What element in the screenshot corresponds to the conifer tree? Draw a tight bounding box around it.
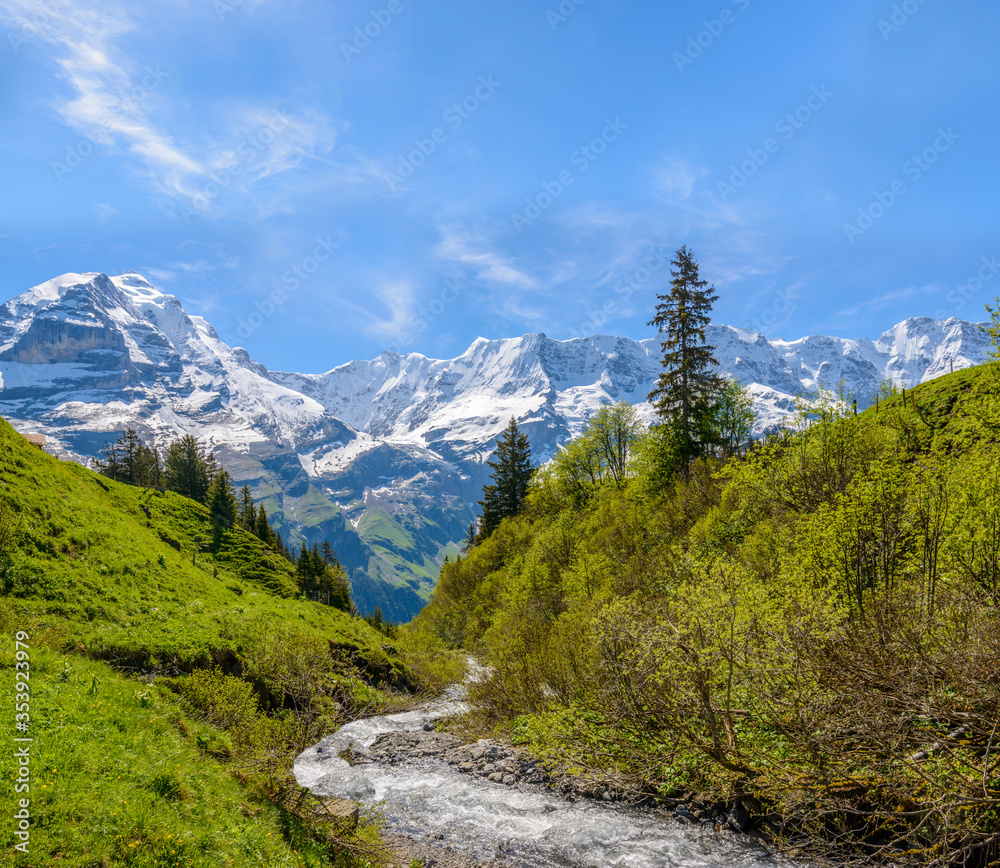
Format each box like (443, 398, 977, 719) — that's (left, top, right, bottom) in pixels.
(477, 417, 533, 541)
(237, 484, 257, 531)
(207, 469, 238, 531)
(164, 435, 211, 503)
(254, 505, 276, 547)
(320, 540, 335, 565)
(95, 428, 161, 488)
(118, 429, 143, 484)
(647, 246, 723, 462)
(134, 441, 162, 489)
(295, 542, 351, 611)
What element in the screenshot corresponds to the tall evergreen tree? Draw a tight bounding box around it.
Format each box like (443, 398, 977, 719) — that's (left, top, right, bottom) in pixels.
(476, 417, 533, 541)
(207, 469, 238, 531)
(237, 484, 257, 531)
(295, 542, 351, 611)
(320, 540, 338, 567)
(254, 505, 276, 547)
(95, 429, 163, 488)
(647, 246, 723, 462)
(134, 441, 162, 489)
(163, 435, 211, 503)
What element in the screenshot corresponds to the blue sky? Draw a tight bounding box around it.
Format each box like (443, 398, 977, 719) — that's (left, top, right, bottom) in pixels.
(1, 0, 998, 373)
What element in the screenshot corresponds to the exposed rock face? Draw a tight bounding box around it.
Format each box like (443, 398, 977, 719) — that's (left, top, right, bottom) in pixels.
(0, 270, 990, 619)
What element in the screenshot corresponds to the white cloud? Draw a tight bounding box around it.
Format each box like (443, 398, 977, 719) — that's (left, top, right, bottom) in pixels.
(436, 227, 535, 288)
(0, 1, 365, 213)
(653, 158, 707, 201)
(835, 285, 938, 319)
(362, 280, 419, 341)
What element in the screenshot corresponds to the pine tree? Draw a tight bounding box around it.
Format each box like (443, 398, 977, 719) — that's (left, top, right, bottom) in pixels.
(95, 429, 163, 488)
(476, 417, 533, 541)
(164, 435, 211, 503)
(134, 442, 162, 489)
(320, 540, 338, 567)
(237, 485, 257, 531)
(294, 542, 351, 611)
(647, 246, 723, 462)
(118, 429, 144, 485)
(207, 469, 238, 531)
(254, 505, 276, 547)
(296, 547, 315, 592)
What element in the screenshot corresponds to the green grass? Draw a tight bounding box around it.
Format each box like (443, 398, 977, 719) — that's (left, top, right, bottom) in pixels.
(357, 508, 417, 554)
(859, 364, 988, 452)
(0, 417, 396, 672)
(1, 643, 315, 867)
(292, 486, 342, 530)
(0, 415, 413, 866)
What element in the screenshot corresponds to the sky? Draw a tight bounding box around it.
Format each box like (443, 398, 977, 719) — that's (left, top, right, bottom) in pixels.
(1, 0, 998, 374)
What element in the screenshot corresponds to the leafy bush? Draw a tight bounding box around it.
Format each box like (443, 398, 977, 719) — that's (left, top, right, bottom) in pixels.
(416, 365, 1000, 868)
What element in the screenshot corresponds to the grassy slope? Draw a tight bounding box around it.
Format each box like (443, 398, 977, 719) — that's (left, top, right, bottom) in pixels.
(414, 364, 1000, 866)
(0, 415, 403, 672)
(0, 415, 410, 866)
(1, 643, 315, 867)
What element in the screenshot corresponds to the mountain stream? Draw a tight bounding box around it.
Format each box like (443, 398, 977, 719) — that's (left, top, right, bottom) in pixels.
(294, 685, 795, 868)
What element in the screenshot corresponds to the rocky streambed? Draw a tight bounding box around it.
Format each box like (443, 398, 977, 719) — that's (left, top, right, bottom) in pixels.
(294, 692, 795, 868)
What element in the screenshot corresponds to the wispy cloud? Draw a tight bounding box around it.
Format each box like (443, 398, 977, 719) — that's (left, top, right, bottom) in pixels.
(436, 227, 536, 288)
(653, 158, 707, 202)
(835, 285, 939, 319)
(1, 1, 203, 177)
(0, 1, 366, 213)
(362, 280, 419, 340)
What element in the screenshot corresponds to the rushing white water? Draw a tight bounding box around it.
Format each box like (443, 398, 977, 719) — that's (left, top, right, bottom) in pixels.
(294, 688, 794, 868)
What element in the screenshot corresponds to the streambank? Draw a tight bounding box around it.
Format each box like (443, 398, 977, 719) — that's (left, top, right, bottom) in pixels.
(294, 692, 795, 868)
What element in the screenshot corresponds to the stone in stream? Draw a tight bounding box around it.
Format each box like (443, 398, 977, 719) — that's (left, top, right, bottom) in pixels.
(314, 797, 360, 830)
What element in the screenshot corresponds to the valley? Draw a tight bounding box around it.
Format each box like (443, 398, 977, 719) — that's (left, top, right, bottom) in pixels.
(0, 272, 989, 617)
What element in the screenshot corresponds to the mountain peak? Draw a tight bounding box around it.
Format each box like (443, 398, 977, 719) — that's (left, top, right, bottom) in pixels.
(0, 271, 995, 620)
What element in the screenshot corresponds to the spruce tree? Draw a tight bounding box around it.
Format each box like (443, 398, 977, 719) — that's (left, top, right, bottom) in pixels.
(207, 469, 238, 531)
(237, 485, 257, 531)
(118, 429, 143, 484)
(647, 246, 723, 462)
(164, 435, 211, 503)
(95, 429, 162, 488)
(320, 540, 338, 568)
(254, 506, 276, 547)
(134, 441, 162, 489)
(476, 417, 533, 541)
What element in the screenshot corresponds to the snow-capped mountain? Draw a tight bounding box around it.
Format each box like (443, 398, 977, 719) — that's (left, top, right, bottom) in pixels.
(0, 272, 990, 618)
(274, 316, 988, 458)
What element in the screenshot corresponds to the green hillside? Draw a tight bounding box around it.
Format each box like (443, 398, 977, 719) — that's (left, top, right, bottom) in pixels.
(0, 415, 414, 867)
(413, 365, 1000, 868)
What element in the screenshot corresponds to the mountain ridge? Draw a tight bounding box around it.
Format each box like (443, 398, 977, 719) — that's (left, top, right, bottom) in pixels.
(0, 271, 990, 618)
